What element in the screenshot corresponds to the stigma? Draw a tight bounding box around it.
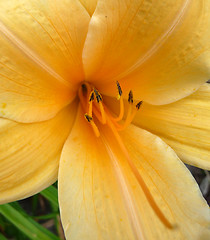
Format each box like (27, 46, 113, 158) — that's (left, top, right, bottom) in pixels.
(78, 81, 143, 138)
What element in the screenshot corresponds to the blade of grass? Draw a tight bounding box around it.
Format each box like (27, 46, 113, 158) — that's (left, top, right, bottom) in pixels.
(0, 204, 60, 240)
(40, 186, 58, 208)
(34, 213, 58, 220)
(32, 194, 39, 215)
(49, 201, 60, 236)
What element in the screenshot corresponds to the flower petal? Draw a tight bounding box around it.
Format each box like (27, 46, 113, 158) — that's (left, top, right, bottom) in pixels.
(79, 0, 98, 16)
(0, 0, 90, 122)
(0, 0, 90, 83)
(83, 0, 210, 104)
(59, 105, 209, 240)
(0, 102, 77, 204)
(133, 83, 210, 170)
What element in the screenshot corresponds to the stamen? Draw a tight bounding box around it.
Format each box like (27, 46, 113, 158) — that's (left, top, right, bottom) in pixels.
(93, 88, 106, 124)
(84, 114, 92, 122)
(116, 81, 122, 100)
(114, 97, 124, 122)
(128, 90, 133, 104)
(99, 102, 107, 124)
(84, 114, 100, 137)
(136, 101, 143, 110)
(94, 88, 102, 103)
(89, 101, 93, 117)
(118, 100, 143, 131)
(88, 91, 94, 117)
(111, 81, 124, 122)
(89, 91, 95, 102)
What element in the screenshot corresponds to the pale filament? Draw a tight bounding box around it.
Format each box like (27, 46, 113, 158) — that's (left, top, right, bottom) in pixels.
(78, 82, 175, 230)
(88, 100, 93, 117)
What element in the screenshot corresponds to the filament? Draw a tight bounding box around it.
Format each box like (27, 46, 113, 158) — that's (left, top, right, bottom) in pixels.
(99, 101, 106, 124)
(112, 97, 125, 122)
(88, 101, 93, 117)
(90, 120, 100, 137)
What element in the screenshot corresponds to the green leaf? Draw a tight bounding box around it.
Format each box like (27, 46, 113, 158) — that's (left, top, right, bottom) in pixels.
(0, 233, 7, 240)
(40, 186, 59, 208)
(0, 204, 60, 240)
(34, 213, 58, 220)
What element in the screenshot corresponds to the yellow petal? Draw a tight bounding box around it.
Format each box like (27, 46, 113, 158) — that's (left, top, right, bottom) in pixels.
(0, 0, 90, 83)
(133, 83, 210, 170)
(79, 0, 98, 16)
(59, 105, 209, 240)
(0, 0, 90, 122)
(0, 102, 77, 204)
(83, 0, 210, 104)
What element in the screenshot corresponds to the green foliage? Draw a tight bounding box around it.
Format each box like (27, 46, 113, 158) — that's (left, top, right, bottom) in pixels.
(0, 185, 63, 240)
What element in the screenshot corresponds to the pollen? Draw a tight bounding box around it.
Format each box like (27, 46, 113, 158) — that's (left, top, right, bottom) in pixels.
(78, 81, 143, 137)
(93, 88, 102, 103)
(84, 113, 100, 137)
(128, 90, 133, 104)
(84, 113, 92, 122)
(116, 81, 122, 99)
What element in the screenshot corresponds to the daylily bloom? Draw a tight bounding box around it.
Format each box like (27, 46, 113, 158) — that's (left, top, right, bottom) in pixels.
(0, 0, 210, 239)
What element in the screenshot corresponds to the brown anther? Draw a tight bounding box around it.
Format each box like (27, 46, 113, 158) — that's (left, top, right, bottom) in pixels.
(128, 91, 133, 104)
(84, 114, 93, 122)
(89, 91, 95, 102)
(136, 101, 143, 110)
(94, 89, 102, 103)
(116, 81, 122, 99)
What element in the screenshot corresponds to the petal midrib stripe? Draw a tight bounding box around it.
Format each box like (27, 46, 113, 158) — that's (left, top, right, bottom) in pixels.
(0, 20, 71, 88)
(113, 0, 191, 82)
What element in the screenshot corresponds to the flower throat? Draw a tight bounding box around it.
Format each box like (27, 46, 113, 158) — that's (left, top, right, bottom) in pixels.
(78, 81, 143, 137)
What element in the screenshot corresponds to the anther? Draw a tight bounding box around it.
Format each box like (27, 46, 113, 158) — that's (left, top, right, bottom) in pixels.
(136, 101, 143, 110)
(88, 91, 94, 117)
(84, 114, 93, 122)
(128, 91, 133, 104)
(116, 81, 122, 100)
(84, 113, 100, 137)
(89, 91, 94, 102)
(94, 89, 102, 103)
(93, 88, 106, 124)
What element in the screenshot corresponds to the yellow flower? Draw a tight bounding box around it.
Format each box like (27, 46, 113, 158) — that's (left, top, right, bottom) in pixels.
(0, 0, 210, 239)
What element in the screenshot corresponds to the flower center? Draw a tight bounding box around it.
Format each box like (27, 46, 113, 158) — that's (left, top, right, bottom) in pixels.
(78, 82, 175, 231)
(78, 81, 143, 137)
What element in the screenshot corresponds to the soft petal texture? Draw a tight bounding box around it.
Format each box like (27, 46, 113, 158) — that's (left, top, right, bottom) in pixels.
(59, 105, 209, 240)
(133, 83, 210, 170)
(0, 0, 90, 82)
(79, 0, 98, 15)
(0, 0, 90, 122)
(83, 0, 210, 104)
(0, 102, 77, 204)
